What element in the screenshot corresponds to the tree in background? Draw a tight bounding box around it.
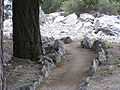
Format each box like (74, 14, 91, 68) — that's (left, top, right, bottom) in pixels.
(13, 0, 42, 61)
(40, 0, 120, 15)
(41, 0, 65, 13)
(62, 0, 81, 15)
(62, 0, 120, 15)
(62, 0, 98, 15)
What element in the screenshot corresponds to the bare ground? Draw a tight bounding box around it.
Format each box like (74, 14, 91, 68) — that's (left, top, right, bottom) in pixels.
(38, 41, 95, 90)
(86, 46, 120, 90)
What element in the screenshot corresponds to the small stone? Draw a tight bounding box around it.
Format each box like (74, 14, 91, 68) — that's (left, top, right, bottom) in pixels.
(81, 37, 93, 49)
(60, 37, 72, 44)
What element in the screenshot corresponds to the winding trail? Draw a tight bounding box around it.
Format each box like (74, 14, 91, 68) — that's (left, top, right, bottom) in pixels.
(38, 41, 95, 90)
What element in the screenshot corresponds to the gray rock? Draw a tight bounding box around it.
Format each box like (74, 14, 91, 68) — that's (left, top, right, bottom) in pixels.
(80, 80, 88, 90)
(92, 40, 106, 51)
(41, 37, 65, 64)
(81, 37, 93, 49)
(92, 40, 108, 65)
(95, 27, 115, 36)
(60, 37, 72, 44)
(54, 39, 65, 56)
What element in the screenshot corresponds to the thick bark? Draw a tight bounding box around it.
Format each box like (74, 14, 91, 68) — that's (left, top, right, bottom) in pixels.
(13, 0, 42, 60)
(0, 0, 6, 90)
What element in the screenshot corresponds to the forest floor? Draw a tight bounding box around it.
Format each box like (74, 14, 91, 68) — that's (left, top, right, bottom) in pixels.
(38, 41, 95, 90)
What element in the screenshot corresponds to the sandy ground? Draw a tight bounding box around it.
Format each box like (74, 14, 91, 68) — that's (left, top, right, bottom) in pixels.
(38, 41, 95, 90)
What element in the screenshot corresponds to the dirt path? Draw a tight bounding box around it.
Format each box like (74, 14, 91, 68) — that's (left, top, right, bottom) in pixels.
(38, 41, 95, 90)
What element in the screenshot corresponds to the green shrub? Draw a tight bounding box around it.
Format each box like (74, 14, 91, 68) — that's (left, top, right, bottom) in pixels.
(104, 42, 113, 48)
(61, 0, 81, 15)
(111, 1, 120, 14)
(96, 0, 119, 15)
(41, 0, 120, 15)
(61, 0, 120, 15)
(62, 0, 98, 15)
(41, 0, 65, 13)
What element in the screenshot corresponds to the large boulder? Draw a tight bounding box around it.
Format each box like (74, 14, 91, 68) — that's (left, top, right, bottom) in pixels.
(62, 13, 78, 25)
(94, 15, 120, 37)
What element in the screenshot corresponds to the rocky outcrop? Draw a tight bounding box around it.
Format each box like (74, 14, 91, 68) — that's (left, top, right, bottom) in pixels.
(4, 9, 120, 43)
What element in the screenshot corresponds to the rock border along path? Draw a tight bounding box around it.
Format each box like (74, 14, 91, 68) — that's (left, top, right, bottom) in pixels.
(38, 41, 95, 90)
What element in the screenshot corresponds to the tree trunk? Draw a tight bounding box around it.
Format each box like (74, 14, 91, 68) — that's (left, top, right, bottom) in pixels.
(0, 0, 6, 90)
(13, 0, 42, 60)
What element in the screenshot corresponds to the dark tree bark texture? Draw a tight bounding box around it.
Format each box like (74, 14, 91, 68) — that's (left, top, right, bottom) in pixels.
(13, 0, 41, 60)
